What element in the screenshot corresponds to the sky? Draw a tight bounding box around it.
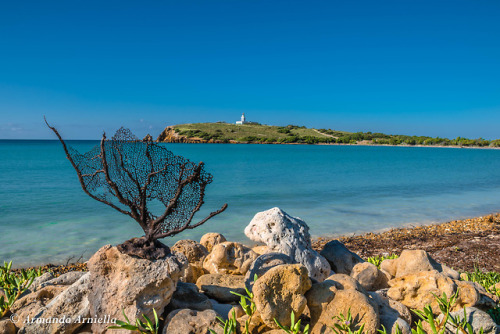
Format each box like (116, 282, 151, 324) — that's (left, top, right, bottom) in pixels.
(0, 1, 499, 140)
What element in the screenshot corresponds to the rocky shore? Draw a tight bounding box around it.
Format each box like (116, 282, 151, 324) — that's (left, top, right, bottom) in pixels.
(3, 208, 500, 334)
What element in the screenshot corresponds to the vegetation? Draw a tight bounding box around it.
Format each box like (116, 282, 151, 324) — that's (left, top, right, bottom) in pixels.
(109, 308, 160, 334)
(366, 254, 399, 268)
(0, 261, 45, 318)
(164, 122, 500, 147)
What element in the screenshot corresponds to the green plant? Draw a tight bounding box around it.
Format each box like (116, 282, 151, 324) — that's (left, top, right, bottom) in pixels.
(274, 310, 310, 334)
(329, 308, 365, 334)
(366, 254, 399, 268)
(108, 308, 159, 334)
(0, 261, 42, 318)
(210, 309, 238, 334)
(461, 267, 500, 298)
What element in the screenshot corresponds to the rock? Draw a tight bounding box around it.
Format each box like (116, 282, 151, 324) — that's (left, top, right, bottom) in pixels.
(18, 273, 91, 334)
(244, 252, 295, 290)
(252, 264, 312, 329)
(182, 263, 208, 284)
(86, 244, 187, 334)
(387, 270, 483, 315)
(0, 319, 16, 334)
(228, 305, 246, 319)
(163, 309, 223, 334)
(320, 240, 365, 275)
(244, 207, 331, 282)
(236, 310, 270, 334)
(166, 282, 213, 312)
(196, 273, 246, 303)
(11, 285, 68, 328)
(28, 272, 55, 292)
(200, 233, 227, 253)
(369, 291, 411, 334)
(203, 242, 258, 275)
(40, 271, 87, 288)
(351, 262, 390, 291)
(438, 307, 500, 334)
(306, 274, 368, 327)
(380, 250, 459, 280)
(172, 239, 209, 266)
(252, 246, 270, 255)
(311, 289, 380, 334)
(210, 299, 233, 321)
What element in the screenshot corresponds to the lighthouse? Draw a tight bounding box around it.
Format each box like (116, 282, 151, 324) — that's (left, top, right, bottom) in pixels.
(235, 113, 247, 125)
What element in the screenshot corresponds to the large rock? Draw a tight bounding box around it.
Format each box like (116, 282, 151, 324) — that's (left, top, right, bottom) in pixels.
(203, 242, 258, 275)
(0, 319, 16, 334)
(438, 307, 500, 334)
(380, 250, 459, 280)
(252, 264, 312, 329)
(166, 282, 213, 312)
(163, 309, 223, 334)
(351, 262, 390, 291)
(305, 274, 365, 325)
(18, 273, 91, 334)
(387, 270, 496, 315)
(311, 289, 380, 334)
(200, 233, 227, 253)
(320, 240, 365, 275)
(172, 239, 208, 265)
(244, 207, 331, 282)
(196, 273, 246, 303)
(244, 252, 295, 290)
(87, 244, 187, 334)
(369, 291, 411, 334)
(11, 285, 68, 329)
(39, 271, 87, 289)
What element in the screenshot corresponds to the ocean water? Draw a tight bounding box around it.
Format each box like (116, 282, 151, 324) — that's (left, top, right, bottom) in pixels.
(1, 141, 500, 267)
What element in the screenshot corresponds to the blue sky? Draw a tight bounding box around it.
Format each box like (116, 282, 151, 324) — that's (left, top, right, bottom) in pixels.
(1, 1, 499, 139)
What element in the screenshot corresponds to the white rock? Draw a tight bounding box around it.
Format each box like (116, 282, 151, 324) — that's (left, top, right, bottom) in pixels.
(244, 207, 331, 281)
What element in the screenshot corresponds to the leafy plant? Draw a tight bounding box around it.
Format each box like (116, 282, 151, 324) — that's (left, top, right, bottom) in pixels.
(461, 267, 500, 298)
(209, 309, 238, 334)
(274, 310, 310, 334)
(329, 308, 365, 334)
(109, 308, 159, 334)
(366, 254, 399, 269)
(0, 261, 42, 318)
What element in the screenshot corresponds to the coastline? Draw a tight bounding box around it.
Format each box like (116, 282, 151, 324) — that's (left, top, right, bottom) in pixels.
(20, 212, 500, 275)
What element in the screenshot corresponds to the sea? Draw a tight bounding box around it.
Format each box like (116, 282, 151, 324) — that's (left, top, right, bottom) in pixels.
(1, 140, 500, 267)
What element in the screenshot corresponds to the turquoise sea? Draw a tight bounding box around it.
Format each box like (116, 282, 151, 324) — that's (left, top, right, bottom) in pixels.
(1, 141, 500, 266)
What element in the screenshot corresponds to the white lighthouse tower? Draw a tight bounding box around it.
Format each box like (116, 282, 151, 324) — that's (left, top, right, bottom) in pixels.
(235, 113, 247, 125)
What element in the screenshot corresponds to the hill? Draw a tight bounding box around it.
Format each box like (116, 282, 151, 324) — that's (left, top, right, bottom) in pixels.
(155, 122, 500, 147)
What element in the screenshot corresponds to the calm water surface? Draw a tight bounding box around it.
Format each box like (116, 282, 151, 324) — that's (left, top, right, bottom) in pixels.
(1, 141, 500, 266)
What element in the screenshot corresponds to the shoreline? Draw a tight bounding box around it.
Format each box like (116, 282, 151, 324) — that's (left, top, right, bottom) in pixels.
(18, 212, 500, 276)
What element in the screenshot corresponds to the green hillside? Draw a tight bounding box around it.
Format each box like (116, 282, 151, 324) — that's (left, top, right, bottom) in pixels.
(156, 122, 500, 147)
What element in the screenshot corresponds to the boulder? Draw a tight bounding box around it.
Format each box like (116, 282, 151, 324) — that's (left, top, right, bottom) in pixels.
(350, 262, 390, 291)
(203, 242, 258, 275)
(181, 263, 208, 284)
(368, 291, 411, 334)
(320, 240, 365, 275)
(162, 309, 223, 334)
(244, 207, 331, 282)
(252, 264, 312, 329)
(171, 239, 209, 266)
(11, 285, 68, 329)
(39, 271, 87, 289)
(0, 319, 16, 334)
(244, 252, 295, 290)
(252, 246, 270, 255)
(166, 282, 213, 312)
(311, 289, 380, 334)
(28, 272, 55, 292)
(86, 244, 187, 334)
(18, 273, 91, 334)
(438, 307, 500, 334)
(196, 273, 246, 303)
(380, 250, 459, 280)
(200, 233, 227, 253)
(387, 270, 488, 315)
(236, 310, 270, 334)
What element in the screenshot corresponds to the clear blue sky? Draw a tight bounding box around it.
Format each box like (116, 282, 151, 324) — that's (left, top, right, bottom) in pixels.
(1, 0, 499, 140)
